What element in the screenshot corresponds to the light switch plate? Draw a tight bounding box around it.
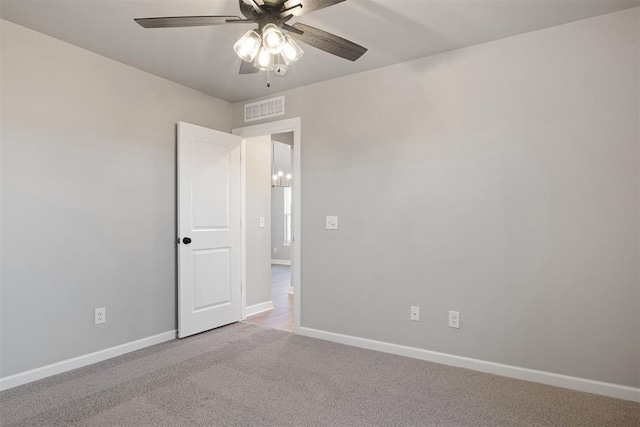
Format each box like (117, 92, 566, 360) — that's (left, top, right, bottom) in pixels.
(410, 306, 420, 321)
(259, 217, 265, 228)
(326, 216, 338, 230)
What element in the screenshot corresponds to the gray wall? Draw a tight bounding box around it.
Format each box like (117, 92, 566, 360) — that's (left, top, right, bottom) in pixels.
(232, 8, 640, 388)
(0, 20, 232, 377)
(271, 140, 292, 261)
(245, 135, 273, 306)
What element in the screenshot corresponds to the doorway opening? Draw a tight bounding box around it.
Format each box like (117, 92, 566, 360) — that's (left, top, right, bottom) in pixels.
(243, 134, 293, 331)
(232, 118, 301, 334)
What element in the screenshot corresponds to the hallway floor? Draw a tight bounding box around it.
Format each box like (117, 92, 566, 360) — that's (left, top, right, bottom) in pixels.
(245, 264, 293, 331)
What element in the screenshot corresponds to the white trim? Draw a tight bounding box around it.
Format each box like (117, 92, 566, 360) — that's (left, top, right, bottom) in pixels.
(240, 139, 247, 320)
(233, 117, 302, 334)
(271, 259, 291, 266)
(245, 301, 275, 317)
(0, 330, 177, 391)
(298, 327, 640, 403)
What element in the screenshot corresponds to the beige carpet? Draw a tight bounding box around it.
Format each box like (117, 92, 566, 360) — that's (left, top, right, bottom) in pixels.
(1, 323, 638, 426)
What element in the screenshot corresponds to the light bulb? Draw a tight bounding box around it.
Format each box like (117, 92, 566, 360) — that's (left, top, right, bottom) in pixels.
(281, 35, 304, 65)
(262, 23, 285, 54)
(286, 173, 292, 180)
(233, 30, 261, 62)
(254, 47, 274, 70)
(277, 171, 284, 177)
(272, 174, 278, 181)
(266, 32, 280, 47)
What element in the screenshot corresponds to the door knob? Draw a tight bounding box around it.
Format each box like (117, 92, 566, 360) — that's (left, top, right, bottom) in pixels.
(182, 237, 192, 244)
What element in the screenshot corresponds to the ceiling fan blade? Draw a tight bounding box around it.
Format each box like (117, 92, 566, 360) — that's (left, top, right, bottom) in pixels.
(281, 23, 304, 35)
(239, 60, 260, 74)
(134, 16, 244, 28)
(283, 0, 345, 16)
(289, 23, 367, 61)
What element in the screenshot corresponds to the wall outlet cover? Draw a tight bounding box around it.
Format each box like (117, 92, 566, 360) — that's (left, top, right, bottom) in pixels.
(95, 307, 106, 325)
(448, 310, 460, 329)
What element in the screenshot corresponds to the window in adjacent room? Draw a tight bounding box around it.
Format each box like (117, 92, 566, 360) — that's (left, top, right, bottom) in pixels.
(284, 186, 292, 245)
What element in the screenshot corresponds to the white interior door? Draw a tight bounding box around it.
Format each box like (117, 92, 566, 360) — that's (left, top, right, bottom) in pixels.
(177, 122, 243, 338)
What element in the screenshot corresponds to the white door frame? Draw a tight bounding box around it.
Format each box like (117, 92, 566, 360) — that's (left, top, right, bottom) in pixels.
(232, 117, 302, 334)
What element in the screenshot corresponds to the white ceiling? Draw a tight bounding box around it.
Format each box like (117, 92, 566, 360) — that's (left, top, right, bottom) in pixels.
(1, 0, 638, 103)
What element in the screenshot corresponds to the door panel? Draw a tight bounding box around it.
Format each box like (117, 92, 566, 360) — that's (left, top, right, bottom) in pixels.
(191, 140, 230, 229)
(193, 248, 231, 311)
(178, 122, 242, 338)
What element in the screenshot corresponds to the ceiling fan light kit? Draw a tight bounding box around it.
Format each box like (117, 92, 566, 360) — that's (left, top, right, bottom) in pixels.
(233, 30, 262, 62)
(135, 0, 367, 78)
(282, 35, 304, 65)
(254, 46, 275, 70)
(236, 22, 303, 71)
(261, 23, 286, 54)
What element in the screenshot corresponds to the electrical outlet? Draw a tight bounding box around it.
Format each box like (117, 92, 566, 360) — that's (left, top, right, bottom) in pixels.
(410, 306, 420, 321)
(448, 310, 459, 329)
(259, 217, 265, 228)
(95, 307, 106, 325)
(273, 247, 278, 253)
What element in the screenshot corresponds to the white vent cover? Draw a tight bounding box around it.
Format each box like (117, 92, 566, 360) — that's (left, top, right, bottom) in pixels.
(244, 96, 285, 122)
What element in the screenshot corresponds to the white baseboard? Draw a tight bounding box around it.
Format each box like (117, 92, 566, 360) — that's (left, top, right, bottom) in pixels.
(298, 327, 640, 403)
(0, 330, 176, 392)
(288, 286, 294, 295)
(246, 300, 274, 317)
(271, 259, 291, 266)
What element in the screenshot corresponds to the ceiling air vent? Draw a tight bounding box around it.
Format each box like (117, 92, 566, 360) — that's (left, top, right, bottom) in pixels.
(244, 96, 285, 123)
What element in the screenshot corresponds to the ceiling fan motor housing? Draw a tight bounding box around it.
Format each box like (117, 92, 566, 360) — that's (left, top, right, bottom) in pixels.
(241, 0, 295, 29)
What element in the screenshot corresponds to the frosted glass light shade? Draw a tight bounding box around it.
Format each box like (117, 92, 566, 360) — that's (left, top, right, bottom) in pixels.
(233, 30, 261, 62)
(262, 23, 285, 54)
(282, 35, 304, 65)
(254, 47, 274, 70)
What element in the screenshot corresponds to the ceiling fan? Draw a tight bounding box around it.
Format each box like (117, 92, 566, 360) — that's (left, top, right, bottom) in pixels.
(134, 0, 367, 75)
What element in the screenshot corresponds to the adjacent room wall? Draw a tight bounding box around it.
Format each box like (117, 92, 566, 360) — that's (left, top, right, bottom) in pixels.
(245, 135, 272, 307)
(271, 140, 292, 261)
(0, 20, 232, 377)
(232, 8, 640, 388)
